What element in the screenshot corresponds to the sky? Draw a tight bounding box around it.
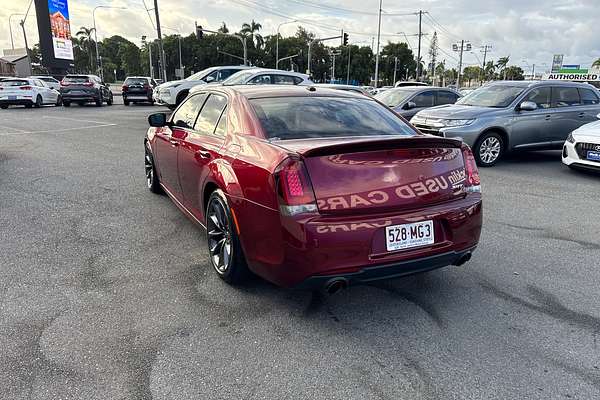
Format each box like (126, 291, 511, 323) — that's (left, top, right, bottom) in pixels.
(2, 0, 599, 73)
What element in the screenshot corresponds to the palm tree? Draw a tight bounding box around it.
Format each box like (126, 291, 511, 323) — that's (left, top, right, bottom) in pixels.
(496, 56, 510, 80)
(484, 60, 496, 81)
(240, 20, 263, 49)
(593, 58, 600, 69)
(76, 26, 95, 72)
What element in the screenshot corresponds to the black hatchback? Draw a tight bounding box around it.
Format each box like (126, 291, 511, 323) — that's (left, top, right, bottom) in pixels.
(122, 76, 156, 105)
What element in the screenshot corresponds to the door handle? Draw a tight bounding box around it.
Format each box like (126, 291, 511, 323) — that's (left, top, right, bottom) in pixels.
(195, 150, 212, 159)
(169, 139, 179, 146)
(578, 112, 585, 118)
(544, 115, 551, 120)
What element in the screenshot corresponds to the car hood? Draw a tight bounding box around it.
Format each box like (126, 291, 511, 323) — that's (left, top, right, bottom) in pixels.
(415, 104, 500, 119)
(157, 80, 185, 89)
(573, 120, 600, 140)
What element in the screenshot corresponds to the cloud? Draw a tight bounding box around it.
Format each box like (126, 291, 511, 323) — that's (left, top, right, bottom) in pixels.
(1, 0, 598, 71)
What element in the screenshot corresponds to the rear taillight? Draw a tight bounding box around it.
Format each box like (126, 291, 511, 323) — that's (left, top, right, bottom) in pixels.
(122, 84, 128, 91)
(83, 81, 93, 87)
(20, 86, 32, 90)
(462, 146, 481, 193)
(60, 80, 69, 86)
(275, 157, 318, 215)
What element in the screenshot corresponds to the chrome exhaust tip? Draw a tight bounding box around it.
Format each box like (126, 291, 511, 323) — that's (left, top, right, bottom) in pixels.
(324, 278, 348, 295)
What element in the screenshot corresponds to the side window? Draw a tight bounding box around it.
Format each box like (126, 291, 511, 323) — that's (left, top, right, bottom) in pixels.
(272, 75, 296, 85)
(412, 91, 435, 107)
(34, 79, 44, 87)
(172, 94, 208, 129)
(218, 69, 237, 81)
(205, 70, 219, 82)
(551, 86, 581, 108)
(436, 91, 459, 105)
(248, 75, 272, 85)
(293, 77, 303, 85)
(524, 87, 551, 109)
(194, 94, 227, 134)
(214, 110, 227, 136)
(579, 88, 600, 105)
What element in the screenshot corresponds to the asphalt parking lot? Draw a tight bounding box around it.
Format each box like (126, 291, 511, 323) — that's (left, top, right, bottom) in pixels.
(1, 100, 599, 400)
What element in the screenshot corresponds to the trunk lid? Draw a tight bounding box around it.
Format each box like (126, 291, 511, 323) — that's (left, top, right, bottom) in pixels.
(275, 136, 467, 214)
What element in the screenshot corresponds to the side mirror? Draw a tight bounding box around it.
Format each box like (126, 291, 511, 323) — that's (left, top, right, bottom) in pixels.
(404, 101, 417, 110)
(148, 113, 168, 127)
(519, 101, 537, 111)
(596, 113, 600, 120)
(204, 76, 215, 83)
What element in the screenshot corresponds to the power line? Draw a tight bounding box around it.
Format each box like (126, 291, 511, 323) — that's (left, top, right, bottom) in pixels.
(278, 0, 418, 17)
(424, 13, 463, 42)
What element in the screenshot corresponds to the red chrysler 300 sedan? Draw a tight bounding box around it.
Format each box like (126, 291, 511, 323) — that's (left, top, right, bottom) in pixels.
(144, 86, 482, 292)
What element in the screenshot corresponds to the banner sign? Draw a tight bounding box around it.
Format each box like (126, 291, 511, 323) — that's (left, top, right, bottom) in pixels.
(48, 0, 74, 60)
(551, 54, 563, 73)
(544, 73, 600, 81)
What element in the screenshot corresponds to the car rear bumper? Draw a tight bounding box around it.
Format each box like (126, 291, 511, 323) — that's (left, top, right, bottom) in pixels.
(0, 98, 34, 106)
(294, 247, 476, 289)
(61, 94, 99, 102)
(233, 194, 482, 288)
(123, 92, 153, 102)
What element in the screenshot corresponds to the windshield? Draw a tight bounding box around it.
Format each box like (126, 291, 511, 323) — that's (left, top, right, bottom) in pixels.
(63, 76, 90, 84)
(457, 85, 524, 107)
(222, 71, 255, 86)
(185, 68, 215, 82)
(250, 97, 416, 140)
(375, 89, 415, 107)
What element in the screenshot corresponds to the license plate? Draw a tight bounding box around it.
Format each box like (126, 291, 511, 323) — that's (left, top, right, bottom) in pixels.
(128, 96, 147, 100)
(587, 150, 600, 161)
(8, 95, 17, 100)
(385, 220, 434, 251)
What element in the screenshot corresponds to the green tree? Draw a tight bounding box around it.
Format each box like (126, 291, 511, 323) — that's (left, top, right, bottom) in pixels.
(496, 56, 510, 79)
(504, 65, 524, 80)
(462, 65, 483, 86)
(380, 42, 416, 85)
(240, 20, 263, 49)
(428, 32, 438, 77)
(483, 60, 496, 81)
(76, 26, 95, 72)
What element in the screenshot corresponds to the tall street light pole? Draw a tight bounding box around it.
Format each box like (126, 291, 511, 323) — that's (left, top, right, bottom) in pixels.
(153, 0, 167, 82)
(276, 20, 297, 69)
(9, 13, 25, 50)
(373, 0, 383, 88)
(93, 5, 127, 79)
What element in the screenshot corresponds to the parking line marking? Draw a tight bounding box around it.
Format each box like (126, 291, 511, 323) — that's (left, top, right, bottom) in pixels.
(0, 123, 117, 136)
(0, 125, 29, 133)
(42, 115, 111, 125)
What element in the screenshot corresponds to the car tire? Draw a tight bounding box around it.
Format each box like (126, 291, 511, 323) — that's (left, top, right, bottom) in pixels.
(144, 141, 162, 194)
(63, 101, 70, 107)
(206, 189, 250, 284)
(106, 93, 113, 106)
(25, 103, 33, 108)
(124, 99, 130, 106)
(474, 131, 504, 167)
(34, 95, 42, 108)
(95, 94, 103, 107)
(55, 95, 62, 106)
(0, 105, 8, 109)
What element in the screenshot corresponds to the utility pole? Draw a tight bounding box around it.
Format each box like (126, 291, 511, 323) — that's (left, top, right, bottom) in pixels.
(153, 0, 167, 82)
(347, 46, 352, 84)
(480, 44, 492, 84)
(373, 0, 382, 87)
(457, 40, 464, 88)
(416, 10, 423, 81)
(393, 56, 398, 85)
(531, 64, 536, 80)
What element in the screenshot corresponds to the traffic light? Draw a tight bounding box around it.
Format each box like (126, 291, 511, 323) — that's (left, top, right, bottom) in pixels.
(196, 25, 203, 40)
(342, 32, 348, 46)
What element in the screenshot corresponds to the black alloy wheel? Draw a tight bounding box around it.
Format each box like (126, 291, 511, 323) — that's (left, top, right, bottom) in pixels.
(144, 142, 162, 194)
(206, 190, 249, 284)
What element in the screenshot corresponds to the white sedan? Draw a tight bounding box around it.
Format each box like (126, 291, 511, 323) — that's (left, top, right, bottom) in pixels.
(0, 78, 61, 109)
(562, 113, 600, 172)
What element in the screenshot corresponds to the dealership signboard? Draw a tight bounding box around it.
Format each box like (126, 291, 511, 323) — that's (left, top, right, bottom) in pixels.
(35, 0, 74, 71)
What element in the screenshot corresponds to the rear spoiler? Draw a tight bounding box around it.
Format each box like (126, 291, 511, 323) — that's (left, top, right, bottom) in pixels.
(300, 136, 464, 158)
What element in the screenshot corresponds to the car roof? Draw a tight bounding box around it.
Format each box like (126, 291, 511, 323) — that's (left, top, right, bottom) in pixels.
(487, 80, 597, 89)
(125, 76, 152, 79)
(210, 85, 365, 99)
(243, 68, 309, 78)
(384, 86, 457, 92)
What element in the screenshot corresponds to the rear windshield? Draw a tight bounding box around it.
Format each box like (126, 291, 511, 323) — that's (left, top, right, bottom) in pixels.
(125, 77, 148, 85)
(63, 76, 90, 84)
(0, 80, 29, 87)
(250, 97, 416, 140)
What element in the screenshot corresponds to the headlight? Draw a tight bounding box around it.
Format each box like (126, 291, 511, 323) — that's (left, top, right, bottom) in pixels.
(566, 132, 575, 143)
(411, 115, 425, 124)
(441, 119, 475, 127)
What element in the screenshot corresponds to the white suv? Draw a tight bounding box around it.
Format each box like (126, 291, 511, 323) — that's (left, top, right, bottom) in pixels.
(154, 66, 250, 108)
